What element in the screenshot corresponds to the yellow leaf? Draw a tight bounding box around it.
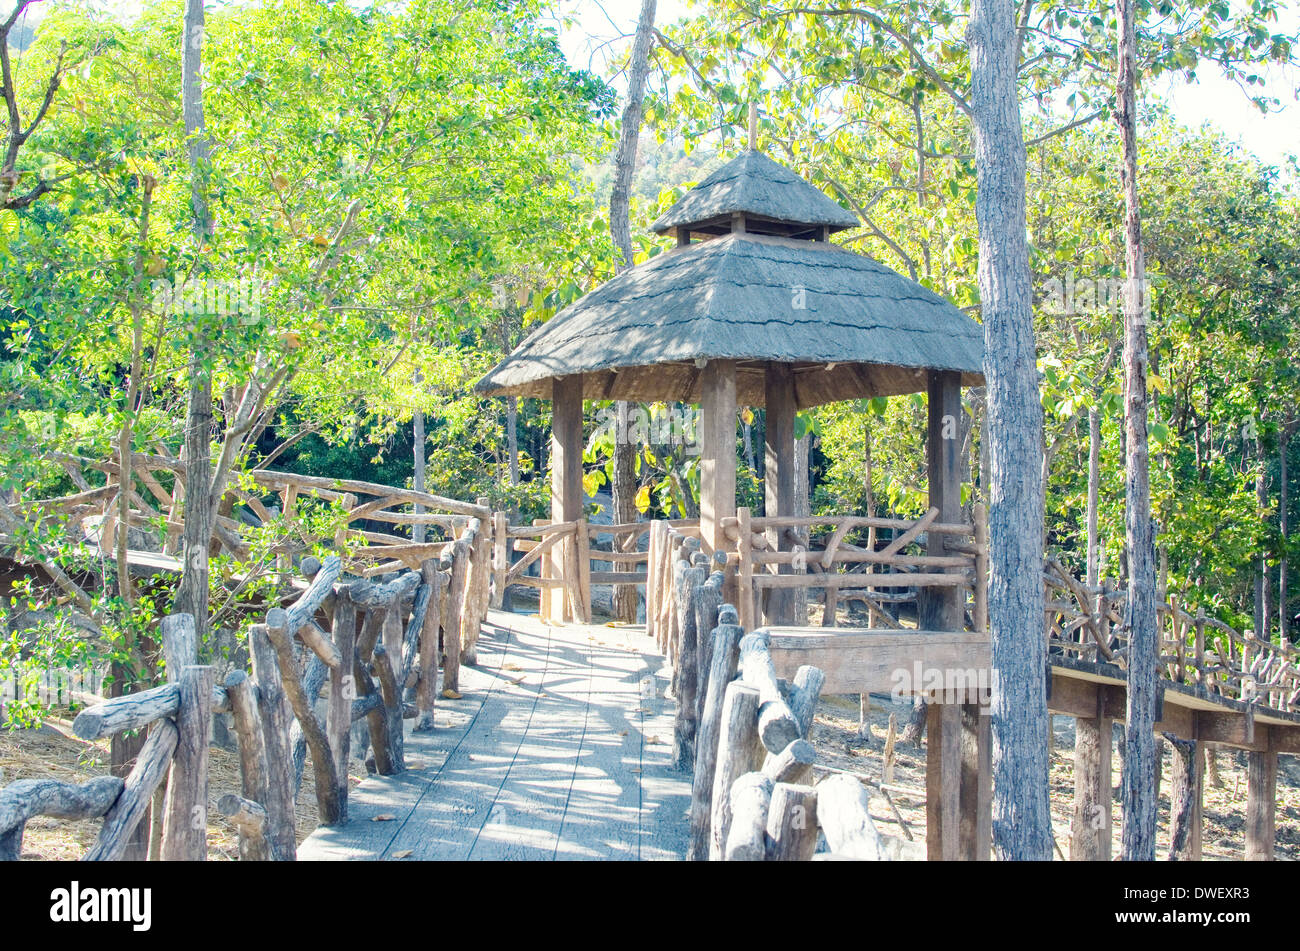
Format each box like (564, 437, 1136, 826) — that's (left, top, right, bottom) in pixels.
(502, 662, 523, 671)
(442, 689, 462, 700)
(634, 484, 652, 513)
(741, 407, 755, 426)
(372, 814, 396, 822)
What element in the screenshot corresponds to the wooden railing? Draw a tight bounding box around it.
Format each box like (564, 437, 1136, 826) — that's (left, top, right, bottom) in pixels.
(1043, 559, 1300, 714)
(0, 508, 494, 860)
(13, 452, 489, 578)
(719, 505, 988, 633)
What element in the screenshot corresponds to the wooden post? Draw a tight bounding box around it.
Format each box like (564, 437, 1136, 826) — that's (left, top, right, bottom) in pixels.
(646, 520, 666, 643)
(673, 562, 706, 770)
(1070, 706, 1114, 861)
(160, 664, 213, 861)
(959, 703, 992, 860)
(1245, 734, 1277, 860)
(922, 370, 964, 631)
(248, 623, 296, 860)
(1166, 734, 1202, 861)
(688, 620, 746, 861)
(328, 593, 357, 819)
(443, 537, 469, 693)
(738, 506, 754, 632)
(575, 517, 593, 623)
(491, 510, 508, 609)
(973, 501, 989, 633)
(414, 561, 442, 732)
(699, 359, 737, 559)
(764, 361, 796, 625)
(925, 699, 961, 860)
(550, 374, 584, 623)
(765, 782, 818, 861)
(709, 681, 761, 860)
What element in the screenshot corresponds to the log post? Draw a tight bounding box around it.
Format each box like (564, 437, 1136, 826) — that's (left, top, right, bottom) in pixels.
(491, 510, 508, 609)
(443, 537, 470, 693)
(787, 664, 825, 740)
(550, 374, 584, 624)
(739, 630, 800, 753)
(217, 795, 269, 861)
(575, 517, 593, 623)
(817, 772, 887, 860)
(328, 593, 357, 817)
(1245, 733, 1277, 860)
(160, 664, 213, 860)
(248, 623, 296, 859)
(1070, 707, 1114, 861)
(959, 703, 992, 860)
(709, 682, 761, 860)
(738, 506, 754, 632)
(371, 644, 405, 773)
(1165, 733, 1202, 861)
(763, 738, 815, 785)
(414, 560, 443, 732)
(224, 670, 269, 827)
(646, 520, 666, 644)
(673, 560, 706, 770)
(925, 699, 961, 861)
(724, 772, 773, 861)
(687, 619, 745, 861)
(85, 722, 176, 861)
(1, 777, 125, 862)
(973, 501, 988, 632)
(693, 568, 724, 723)
(764, 360, 796, 625)
(265, 609, 342, 825)
(700, 359, 737, 560)
(921, 370, 964, 632)
(765, 782, 818, 861)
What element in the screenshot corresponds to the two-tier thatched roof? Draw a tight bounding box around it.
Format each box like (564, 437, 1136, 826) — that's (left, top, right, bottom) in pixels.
(476, 149, 984, 409)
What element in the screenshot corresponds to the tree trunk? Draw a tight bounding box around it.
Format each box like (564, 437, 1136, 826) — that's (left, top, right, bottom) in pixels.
(1115, 0, 1159, 861)
(413, 370, 426, 546)
(1087, 408, 1101, 590)
(1281, 422, 1291, 642)
(172, 0, 214, 635)
(1255, 425, 1271, 638)
(607, 0, 657, 624)
(968, 0, 1052, 860)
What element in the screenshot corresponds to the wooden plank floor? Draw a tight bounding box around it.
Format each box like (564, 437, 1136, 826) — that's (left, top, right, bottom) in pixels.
(298, 609, 690, 861)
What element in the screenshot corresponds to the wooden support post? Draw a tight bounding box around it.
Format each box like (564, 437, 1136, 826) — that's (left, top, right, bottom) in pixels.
(1166, 734, 1202, 861)
(737, 506, 754, 632)
(491, 510, 508, 609)
(1070, 704, 1114, 861)
(973, 501, 988, 633)
(921, 370, 964, 632)
(160, 664, 213, 861)
(575, 517, 593, 623)
(550, 374, 584, 624)
(709, 682, 761, 860)
(925, 699, 961, 860)
(328, 593, 357, 818)
(688, 620, 745, 861)
(959, 703, 992, 860)
(764, 361, 796, 625)
(700, 359, 737, 560)
(248, 623, 296, 860)
(1245, 733, 1277, 860)
(414, 561, 442, 732)
(765, 782, 818, 861)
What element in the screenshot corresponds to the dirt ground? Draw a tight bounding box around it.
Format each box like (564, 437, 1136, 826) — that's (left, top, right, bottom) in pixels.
(809, 691, 1300, 860)
(0, 714, 375, 861)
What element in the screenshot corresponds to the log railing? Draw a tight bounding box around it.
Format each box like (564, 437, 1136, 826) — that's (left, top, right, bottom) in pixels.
(661, 535, 912, 861)
(0, 510, 495, 860)
(12, 452, 489, 578)
(718, 505, 988, 634)
(1043, 559, 1300, 714)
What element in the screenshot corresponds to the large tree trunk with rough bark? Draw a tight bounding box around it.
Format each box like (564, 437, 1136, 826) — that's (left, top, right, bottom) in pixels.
(1115, 0, 1159, 861)
(608, 0, 657, 623)
(968, 0, 1052, 860)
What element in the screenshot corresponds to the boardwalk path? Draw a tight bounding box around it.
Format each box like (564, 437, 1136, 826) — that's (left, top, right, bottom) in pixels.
(299, 610, 690, 860)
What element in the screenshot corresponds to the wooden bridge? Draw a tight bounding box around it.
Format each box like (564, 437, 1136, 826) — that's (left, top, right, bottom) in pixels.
(2, 454, 1298, 862)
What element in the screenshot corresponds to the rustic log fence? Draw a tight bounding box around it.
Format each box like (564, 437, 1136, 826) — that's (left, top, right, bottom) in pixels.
(0, 505, 495, 860)
(1043, 559, 1300, 714)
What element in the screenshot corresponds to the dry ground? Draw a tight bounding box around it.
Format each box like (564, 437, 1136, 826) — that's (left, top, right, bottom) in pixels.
(809, 691, 1300, 860)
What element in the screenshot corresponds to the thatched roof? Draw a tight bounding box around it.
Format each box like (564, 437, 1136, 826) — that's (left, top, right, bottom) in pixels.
(651, 150, 859, 236)
(476, 232, 984, 409)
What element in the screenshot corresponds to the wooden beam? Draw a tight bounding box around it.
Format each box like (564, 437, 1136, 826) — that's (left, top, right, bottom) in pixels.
(1070, 707, 1113, 861)
(921, 370, 964, 631)
(959, 703, 992, 860)
(926, 701, 961, 860)
(699, 360, 737, 559)
(550, 375, 584, 623)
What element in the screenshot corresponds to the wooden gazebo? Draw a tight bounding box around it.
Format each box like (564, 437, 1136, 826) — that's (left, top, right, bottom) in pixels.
(477, 148, 985, 628)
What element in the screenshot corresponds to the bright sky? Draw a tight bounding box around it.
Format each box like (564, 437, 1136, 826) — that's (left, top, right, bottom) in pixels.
(554, 0, 1300, 173)
(40, 0, 1300, 172)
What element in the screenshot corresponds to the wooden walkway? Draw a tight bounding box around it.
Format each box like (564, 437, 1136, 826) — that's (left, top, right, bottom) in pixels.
(298, 610, 690, 861)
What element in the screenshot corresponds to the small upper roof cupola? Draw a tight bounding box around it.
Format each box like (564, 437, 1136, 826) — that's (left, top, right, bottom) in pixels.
(650, 149, 859, 242)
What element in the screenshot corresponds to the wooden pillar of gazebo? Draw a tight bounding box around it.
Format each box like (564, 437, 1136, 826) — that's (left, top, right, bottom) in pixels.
(920, 368, 991, 860)
(550, 374, 585, 623)
(699, 360, 737, 560)
(763, 361, 797, 625)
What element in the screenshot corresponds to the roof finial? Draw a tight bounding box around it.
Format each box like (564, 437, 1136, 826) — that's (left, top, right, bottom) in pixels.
(747, 101, 759, 151)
